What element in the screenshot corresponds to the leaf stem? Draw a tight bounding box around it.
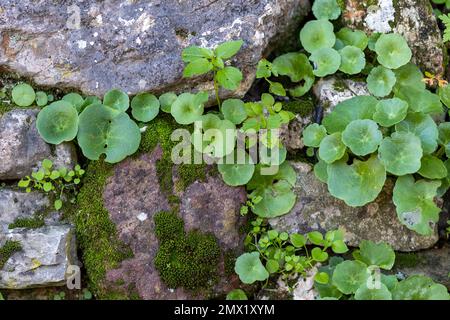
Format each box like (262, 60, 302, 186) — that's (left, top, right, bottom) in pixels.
(213, 71, 221, 108)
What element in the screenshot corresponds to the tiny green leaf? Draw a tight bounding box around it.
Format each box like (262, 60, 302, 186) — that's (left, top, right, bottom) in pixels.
(12, 83, 36, 107)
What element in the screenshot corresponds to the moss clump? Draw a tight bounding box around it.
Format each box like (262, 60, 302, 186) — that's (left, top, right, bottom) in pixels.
(0, 240, 22, 269)
(154, 211, 221, 290)
(395, 252, 424, 268)
(283, 99, 314, 117)
(8, 217, 45, 229)
(70, 159, 132, 297)
(139, 114, 207, 195)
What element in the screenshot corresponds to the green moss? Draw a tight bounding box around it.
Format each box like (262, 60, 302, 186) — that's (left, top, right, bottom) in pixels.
(0, 240, 22, 270)
(139, 114, 207, 195)
(70, 159, 133, 297)
(336, 0, 346, 10)
(154, 211, 221, 291)
(282, 98, 314, 117)
(224, 250, 237, 277)
(8, 217, 45, 229)
(395, 252, 424, 268)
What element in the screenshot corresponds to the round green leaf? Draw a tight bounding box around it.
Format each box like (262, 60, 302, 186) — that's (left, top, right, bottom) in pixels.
(303, 123, 327, 148)
(373, 98, 408, 127)
(215, 40, 243, 59)
(314, 159, 328, 183)
(103, 89, 129, 112)
(438, 122, 450, 157)
(339, 46, 366, 75)
(300, 20, 336, 53)
(375, 33, 412, 69)
(367, 66, 396, 97)
(342, 119, 382, 156)
(312, 0, 341, 20)
(392, 275, 450, 300)
(395, 112, 438, 155)
(438, 84, 450, 108)
(418, 155, 448, 179)
(354, 240, 395, 270)
(36, 101, 79, 144)
(312, 247, 328, 262)
(234, 252, 269, 284)
(159, 92, 177, 113)
(218, 153, 255, 186)
(266, 259, 280, 274)
(319, 132, 346, 164)
(35, 91, 48, 107)
(216, 66, 243, 90)
(131, 93, 160, 122)
(221, 99, 247, 124)
(336, 27, 368, 50)
(393, 175, 441, 235)
(355, 283, 392, 300)
(77, 104, 141, 163)
(226, 289, 248, 300)
(393, 63, 425, 93)
(62, 93, 84, 112)
(332, 260, 370, 295)
(314, 272, 330, 285)
(309, 47, 341, 77)
(251, 180, 296, 218)
(12, 83, 36, 107)
(327, 155, 386, 207)
(290, 233, 306, 248)
(171, 92, 206, 125)
(378, 132, 423, 175)
(322, 95, 378, 133)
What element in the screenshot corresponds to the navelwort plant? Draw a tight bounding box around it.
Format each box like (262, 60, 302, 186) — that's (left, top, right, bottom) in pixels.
(18, 159, 85, 210)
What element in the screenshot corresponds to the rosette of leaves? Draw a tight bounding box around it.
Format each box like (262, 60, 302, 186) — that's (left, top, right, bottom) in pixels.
(367, 66, 396, 97)
(271, 52, 315, 97)
(327, 155, 386, 207)
(375, 33, 412, 69)
(77, 104, 141, 163)
(12, 83, 36, 107)
(393, 175, 441, 235)
(218, 151, 255, 186)
(131, 93, 160, 122)
(335, 27, 368, 50)
(36, 101, 79, 144)
(338, 46, 366, 75)
(171, 92, 208, 125)
(300, 19, 336, 53)
(312, 0, 341, 20)
(246, 162, 297, 218)
(192, 113, 236, 158)
(322, 95, 378, 133)
(309, 47, 341, 77)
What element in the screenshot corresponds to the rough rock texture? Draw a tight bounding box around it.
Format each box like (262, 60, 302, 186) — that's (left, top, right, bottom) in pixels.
(313, 78, 369, 117)
(0, 0, 310, 98)
(101, 147, 247, 299)
(280, 113, 312, 152)
(0, 189, 50, 225)
(342, 0, 444, 76)
(0, 109, 77, 180)
(269, 162, 439, 251)
(393, 244, 450, 290)
(0, 225, 77, 289)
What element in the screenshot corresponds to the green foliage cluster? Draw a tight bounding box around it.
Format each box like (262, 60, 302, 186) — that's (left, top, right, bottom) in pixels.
(8, 216, 45, 229)
(300, 8, 450, 236)
(153, 211, 221, 290)
(17, 159, 85, 210)
(0, 240, 22, 270)
(315, 240, 450, 300)
(234, 218, 348, 285)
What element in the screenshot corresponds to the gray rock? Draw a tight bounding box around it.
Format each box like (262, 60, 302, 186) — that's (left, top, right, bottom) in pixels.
(313, 78, 369, 117)
(269, 162, 439, 252)
(341, 0, 444, 76)
(0, 0, 310, 98)
(393, 244, 450, 290)
(0, 109, 77, 180)
(0, 189, 49, 225)
(0, 225, 78, 289)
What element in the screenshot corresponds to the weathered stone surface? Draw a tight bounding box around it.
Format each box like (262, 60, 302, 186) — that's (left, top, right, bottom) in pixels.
(0, 0, 310, 98)
(0, 109, 77, 180)
(269, 162, 439, 251)
(101, 147, 247, 299)
(280, 113, 312, 152)
(0, 225, 78, 289)
(342, 0, 444, 76)
(313, 78, 369, 117)
(393, 244, 450, 289)
(0, 189, 49, 225)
